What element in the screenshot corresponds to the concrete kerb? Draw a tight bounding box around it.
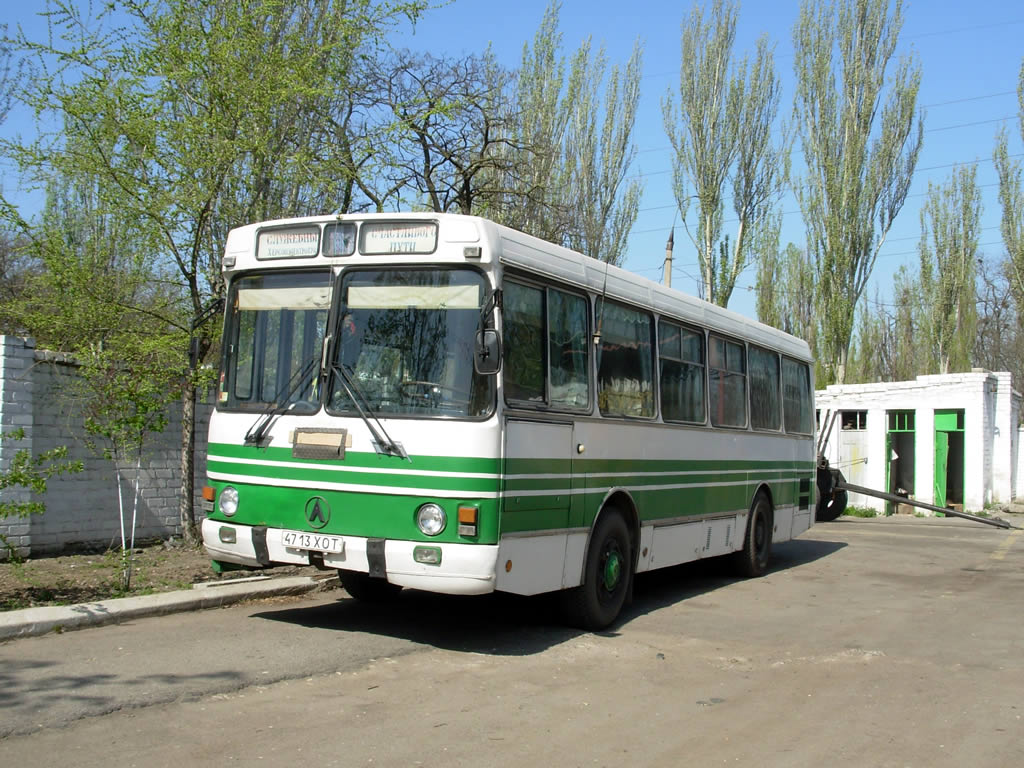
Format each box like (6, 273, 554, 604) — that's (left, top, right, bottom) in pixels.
(0, 575, 328, 641)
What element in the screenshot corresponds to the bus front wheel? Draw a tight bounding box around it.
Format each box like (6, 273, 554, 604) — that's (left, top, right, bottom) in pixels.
(338, 570, 402, 602)
(735, 493, 773, 577)
(564, 509, 633, 631)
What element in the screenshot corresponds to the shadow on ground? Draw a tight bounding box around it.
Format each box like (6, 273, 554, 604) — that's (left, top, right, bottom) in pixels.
(251, 537, 847, 656)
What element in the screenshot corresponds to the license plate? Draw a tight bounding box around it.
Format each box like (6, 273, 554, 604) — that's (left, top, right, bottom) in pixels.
(281, 530, 344, 554)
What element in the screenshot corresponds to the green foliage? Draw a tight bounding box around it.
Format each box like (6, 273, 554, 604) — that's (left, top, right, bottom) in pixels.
(843, 506, 877, 518)
(488, 1, 643, 265)
(4, 0, 427, 542)
(664, 0, 787, 307)
(918, 164, 980, 374)
(0, 429, 83, 521)
(847, 266, 925, 383)
(994, 62, 1024, 321)
(793, 0, 923, 384)
(756, 231, 818, 347)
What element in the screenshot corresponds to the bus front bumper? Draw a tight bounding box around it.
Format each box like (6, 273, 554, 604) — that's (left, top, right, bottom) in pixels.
(202, 518, 498, 595)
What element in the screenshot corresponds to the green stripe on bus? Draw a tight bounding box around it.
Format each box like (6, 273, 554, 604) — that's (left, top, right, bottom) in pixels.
(208, 442, 501, 474)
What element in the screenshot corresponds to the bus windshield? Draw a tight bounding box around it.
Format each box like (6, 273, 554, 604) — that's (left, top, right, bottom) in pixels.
(222, 270, 332, 411)
(328, 268, 493, 419)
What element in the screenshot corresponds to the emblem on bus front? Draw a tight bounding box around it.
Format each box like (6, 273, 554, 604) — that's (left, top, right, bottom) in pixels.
(305, 496, 331, 529)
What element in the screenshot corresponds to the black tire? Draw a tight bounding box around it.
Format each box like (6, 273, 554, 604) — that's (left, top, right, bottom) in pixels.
(735, 493, 773, 577)
(816, 469, 848, 522)
(338, 570, 402, 601)
(563, 508, 633, 631)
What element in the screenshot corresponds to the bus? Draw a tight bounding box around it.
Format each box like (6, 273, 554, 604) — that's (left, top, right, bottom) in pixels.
(201, 213, 816, 629)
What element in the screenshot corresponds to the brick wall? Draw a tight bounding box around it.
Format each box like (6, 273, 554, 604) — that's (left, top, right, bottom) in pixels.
(0, 336, 211, 557)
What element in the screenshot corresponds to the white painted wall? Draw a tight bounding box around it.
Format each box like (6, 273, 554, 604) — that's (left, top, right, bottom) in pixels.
(816, 371, 1020, 514)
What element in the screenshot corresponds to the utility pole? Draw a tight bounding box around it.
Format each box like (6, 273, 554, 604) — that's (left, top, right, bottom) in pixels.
(664, 227, 674, 287)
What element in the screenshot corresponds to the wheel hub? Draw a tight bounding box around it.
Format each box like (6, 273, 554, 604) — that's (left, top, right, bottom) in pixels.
(603, 550, 622, 591)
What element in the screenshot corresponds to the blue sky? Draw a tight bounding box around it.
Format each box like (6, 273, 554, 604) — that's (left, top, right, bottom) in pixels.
(4, 0, 1023, 322)
(407, 0, 1024, 319)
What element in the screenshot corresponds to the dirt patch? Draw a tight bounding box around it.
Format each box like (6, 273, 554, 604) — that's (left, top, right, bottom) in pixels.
(0, 542, 333, 612)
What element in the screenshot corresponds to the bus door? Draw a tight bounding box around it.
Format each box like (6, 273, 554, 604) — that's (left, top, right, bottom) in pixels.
(499, 418, 577, 594)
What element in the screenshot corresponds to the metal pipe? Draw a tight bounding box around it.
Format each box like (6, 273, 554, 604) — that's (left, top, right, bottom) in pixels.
(837, 480, 1019, 530)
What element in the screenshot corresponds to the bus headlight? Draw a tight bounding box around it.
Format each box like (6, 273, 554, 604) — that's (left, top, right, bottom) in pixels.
(219, 486, 239, 517)
(416, 503, 446, 536)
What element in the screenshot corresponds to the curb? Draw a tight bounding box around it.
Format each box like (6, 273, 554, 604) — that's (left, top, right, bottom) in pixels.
(0, 575, 328, 641)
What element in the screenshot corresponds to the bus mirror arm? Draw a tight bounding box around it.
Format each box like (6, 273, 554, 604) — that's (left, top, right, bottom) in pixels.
(474, 329, 501, 375)
(475, 289, 501, 375)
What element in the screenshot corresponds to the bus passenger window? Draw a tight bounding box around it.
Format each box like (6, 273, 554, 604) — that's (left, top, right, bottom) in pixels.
(503, 282, 545, 402)
(548, 289, 589, 409)
(749, 346, 781, 431)
(659, 322, 705, 423)
(782, 358, 813, 433)
(709, 335, 746, 428)
(597, 301, 654, 418)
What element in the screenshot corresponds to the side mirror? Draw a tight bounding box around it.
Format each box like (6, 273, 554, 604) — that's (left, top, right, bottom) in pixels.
(474, 329, 501, 375)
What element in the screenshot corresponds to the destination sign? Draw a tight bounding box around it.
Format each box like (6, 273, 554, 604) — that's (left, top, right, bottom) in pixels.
(360, 221, 438, 255)
(257, 226, 321, 259)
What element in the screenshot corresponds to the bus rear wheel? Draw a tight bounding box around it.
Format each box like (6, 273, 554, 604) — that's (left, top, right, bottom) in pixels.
(563, 508, 632, 631)
(735, 493, 773, 577)
(338, 570, 402, 601)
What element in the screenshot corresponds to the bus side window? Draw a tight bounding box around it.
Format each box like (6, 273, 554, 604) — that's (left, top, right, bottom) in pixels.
(503, 281, 545, 402)
(782, 358, 813, 434)
(548, 288, 589, 409)
(709, 335, 746, 428)
(597, 300, 655, 418)
(749, 345, 781, 431)
(658, 321, 706, 423)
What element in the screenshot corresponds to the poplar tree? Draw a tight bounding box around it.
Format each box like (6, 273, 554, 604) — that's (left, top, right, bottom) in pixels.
(994, 60, 1024, 316)
(792, 0, 923, 384)
(492, 1, 643, 265)
(918, 164, 981, 374)
(663, 0, 787, 307)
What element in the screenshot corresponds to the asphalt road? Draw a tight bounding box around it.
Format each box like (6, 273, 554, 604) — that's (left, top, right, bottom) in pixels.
(1, 516, 1022, 767)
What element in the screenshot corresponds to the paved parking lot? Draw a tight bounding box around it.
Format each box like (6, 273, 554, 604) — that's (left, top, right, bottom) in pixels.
(1, 515, 1022, 767)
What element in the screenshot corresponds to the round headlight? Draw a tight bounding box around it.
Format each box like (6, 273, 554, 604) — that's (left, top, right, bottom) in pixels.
(416, 503, 446, 536)
(219, 486, 239, 517)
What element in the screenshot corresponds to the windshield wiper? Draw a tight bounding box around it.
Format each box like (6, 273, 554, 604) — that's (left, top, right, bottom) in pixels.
(244, 355, 320, 445)
(331, 362, 409, 460)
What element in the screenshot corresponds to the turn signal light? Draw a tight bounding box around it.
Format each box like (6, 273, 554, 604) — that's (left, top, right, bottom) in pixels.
(202, 486, 216, 502)
(457, 505, 478, 537)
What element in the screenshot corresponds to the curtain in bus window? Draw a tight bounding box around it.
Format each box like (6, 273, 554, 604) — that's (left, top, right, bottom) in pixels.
(749, 346, 781, 430)
(548, 289, 589, 409)
(782, 358, 813, 433)
(503, 282, 545, 402)
(597, 301, 654, 417)
(659, 322, 705, 423)
(709, 336, 746, 427)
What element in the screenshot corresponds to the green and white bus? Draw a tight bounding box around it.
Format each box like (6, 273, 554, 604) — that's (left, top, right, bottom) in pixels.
(202, 213, 816, 629)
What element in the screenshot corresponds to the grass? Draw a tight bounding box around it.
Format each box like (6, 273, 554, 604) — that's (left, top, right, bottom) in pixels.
(843, 506, 878, 518)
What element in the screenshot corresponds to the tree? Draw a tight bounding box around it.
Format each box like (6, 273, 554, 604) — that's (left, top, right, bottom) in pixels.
(663, 0, 787, 306)
(974, 255, 1024, 385)
(755, 227, 818, 347)
(489, 1, 643, 265)
(792, 0, 923, 384)
(918, 164, 980, 374)
(5, 0, 425, 544)
(847, 267, 925, 383)
(994, 60, 1024, 318)
(371, 48, 517, 214)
